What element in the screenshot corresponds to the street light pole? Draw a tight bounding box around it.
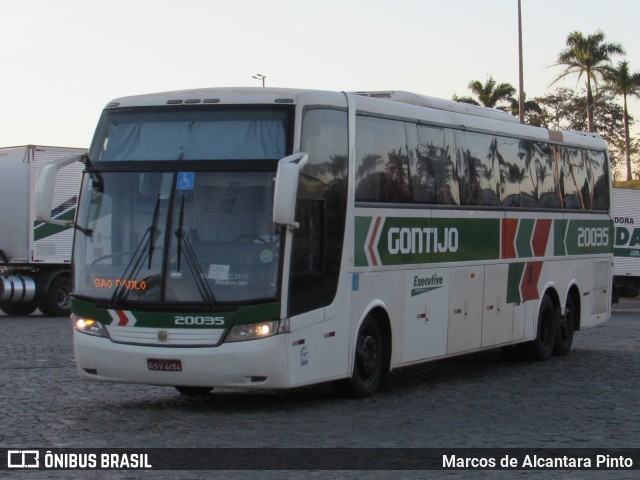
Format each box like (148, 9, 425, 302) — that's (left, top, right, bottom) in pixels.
(252, 74, 266, 87)
(580, 95, 614, 117)
(517, 0, 525, 124)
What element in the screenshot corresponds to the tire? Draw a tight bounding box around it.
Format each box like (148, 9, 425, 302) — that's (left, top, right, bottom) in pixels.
(334, 315, 386, 398)
(524, 295, 557, 361)
(554, 295, 576, 356)
(0, 300, 38, 316)
(175, 386, 213, 395)
(38, 276, 71, 317)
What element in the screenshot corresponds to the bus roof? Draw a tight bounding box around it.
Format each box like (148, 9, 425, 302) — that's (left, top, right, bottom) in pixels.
(104, 87, 345, 109)
(104, 87, 608, 151)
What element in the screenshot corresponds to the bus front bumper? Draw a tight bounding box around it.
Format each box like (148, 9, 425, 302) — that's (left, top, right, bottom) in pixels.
(73, 331, 290, 389)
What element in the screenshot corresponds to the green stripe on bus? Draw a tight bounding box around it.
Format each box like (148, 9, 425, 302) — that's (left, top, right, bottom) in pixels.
(355, 216, 500, 266)
(354, 216, 373, 267)
(71, 298, 281, 328)
(515, 219, 534, 258)
(507, 263, 525, 304)
(564, 219, 613, 255)
(355, 215, 612, 268)
(554, 219, 567, 256)
(613, 248, 640, 258)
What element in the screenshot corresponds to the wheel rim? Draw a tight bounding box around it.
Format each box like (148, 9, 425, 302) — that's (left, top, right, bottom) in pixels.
(356, 330, 379, 382)
(560, 303, 574, 340)
(56, 286, 71, 310)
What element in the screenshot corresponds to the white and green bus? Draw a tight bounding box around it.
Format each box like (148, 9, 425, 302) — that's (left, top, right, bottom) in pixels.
(42, 88, 612, 397)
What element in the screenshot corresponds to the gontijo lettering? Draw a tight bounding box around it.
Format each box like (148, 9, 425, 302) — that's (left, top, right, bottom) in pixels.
(388, 227, 459, 254)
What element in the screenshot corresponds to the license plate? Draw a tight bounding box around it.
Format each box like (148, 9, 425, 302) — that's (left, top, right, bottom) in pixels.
(147, 358, 182, 372)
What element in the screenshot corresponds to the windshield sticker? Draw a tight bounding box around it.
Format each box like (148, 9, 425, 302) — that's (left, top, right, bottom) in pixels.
(208, 264, 230, 281)
(176, 172, 195, 190)
(260, 249, 274, 264)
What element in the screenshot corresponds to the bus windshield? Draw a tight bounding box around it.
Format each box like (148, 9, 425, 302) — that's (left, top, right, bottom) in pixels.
(89, 107, 289, 161)
(73, 106, 292, 308)
(73, 170, 281, 306)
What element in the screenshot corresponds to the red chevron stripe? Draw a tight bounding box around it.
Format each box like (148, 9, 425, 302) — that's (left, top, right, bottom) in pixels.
(116, 310, 129, 326)
(520, 261, 543, 301)
(532, 219, 552, 257)
(502, 218, 518, 259)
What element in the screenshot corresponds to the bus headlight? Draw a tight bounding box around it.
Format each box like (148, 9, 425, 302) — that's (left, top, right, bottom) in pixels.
(72, 314, 107, 337)
(225, 320, 280, 342)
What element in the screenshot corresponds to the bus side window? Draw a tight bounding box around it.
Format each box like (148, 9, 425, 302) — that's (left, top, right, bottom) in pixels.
(563, 147, 589, 210)
(290, 109, 348, 316)
(590, 151, 609, 211)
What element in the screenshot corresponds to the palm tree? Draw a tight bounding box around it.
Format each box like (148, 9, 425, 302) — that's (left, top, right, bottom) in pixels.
(552, 30, 624, 132)
(508, 94, 542, 120)
(453, 76, 516, 110)
(605, 60, 640, 180)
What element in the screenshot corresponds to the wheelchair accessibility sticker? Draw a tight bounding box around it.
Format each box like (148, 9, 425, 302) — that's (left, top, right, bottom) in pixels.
(177, 172, 195, 190)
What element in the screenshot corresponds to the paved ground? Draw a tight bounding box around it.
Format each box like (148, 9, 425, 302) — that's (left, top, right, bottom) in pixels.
(1, 301, 639, 479)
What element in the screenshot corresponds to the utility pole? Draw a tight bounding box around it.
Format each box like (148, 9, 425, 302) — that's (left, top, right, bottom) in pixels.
(518, 0, 525, 124)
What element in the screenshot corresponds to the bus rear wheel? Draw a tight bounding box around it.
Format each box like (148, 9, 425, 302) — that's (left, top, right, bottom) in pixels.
(525, 294, 557, 361)
(554, 295, 576, 356)
(334, 315, 386, 398)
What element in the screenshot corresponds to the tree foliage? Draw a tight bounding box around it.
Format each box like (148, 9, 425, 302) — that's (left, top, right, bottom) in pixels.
(531, 87, 629, 173)
(452, 29, 639, 179)
(552, 30, 625, 132)
(453, 75, 515, 110)
(604, 60, 640, 180)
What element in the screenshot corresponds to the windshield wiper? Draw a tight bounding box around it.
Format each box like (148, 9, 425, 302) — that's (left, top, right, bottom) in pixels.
(110, 194, 161, 304)
(174, 194, 215, 308)
(148, 194, 161, 269)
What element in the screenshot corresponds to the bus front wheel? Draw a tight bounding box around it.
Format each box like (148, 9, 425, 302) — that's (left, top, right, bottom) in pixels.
(334, 315, 386, 398)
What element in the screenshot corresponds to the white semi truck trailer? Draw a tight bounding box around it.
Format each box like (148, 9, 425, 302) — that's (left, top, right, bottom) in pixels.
(613, 186, 640, 297)
(0, 145, 85, 316)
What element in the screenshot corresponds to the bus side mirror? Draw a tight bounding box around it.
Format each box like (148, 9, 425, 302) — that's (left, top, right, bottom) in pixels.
(35, 153, 84, 226)
(273, 152, 308, 229)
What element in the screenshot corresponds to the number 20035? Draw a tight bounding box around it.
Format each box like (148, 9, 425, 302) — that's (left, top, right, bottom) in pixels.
(577, 227, 609, 247)
(174, 316, 224, 326)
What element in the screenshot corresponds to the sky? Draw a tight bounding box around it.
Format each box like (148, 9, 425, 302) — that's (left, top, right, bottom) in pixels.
(2, 0, 639, 148)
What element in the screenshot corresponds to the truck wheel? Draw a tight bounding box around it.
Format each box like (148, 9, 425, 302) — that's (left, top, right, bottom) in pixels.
(0, 300, 38, 316)
(38, 276, 71, 317)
